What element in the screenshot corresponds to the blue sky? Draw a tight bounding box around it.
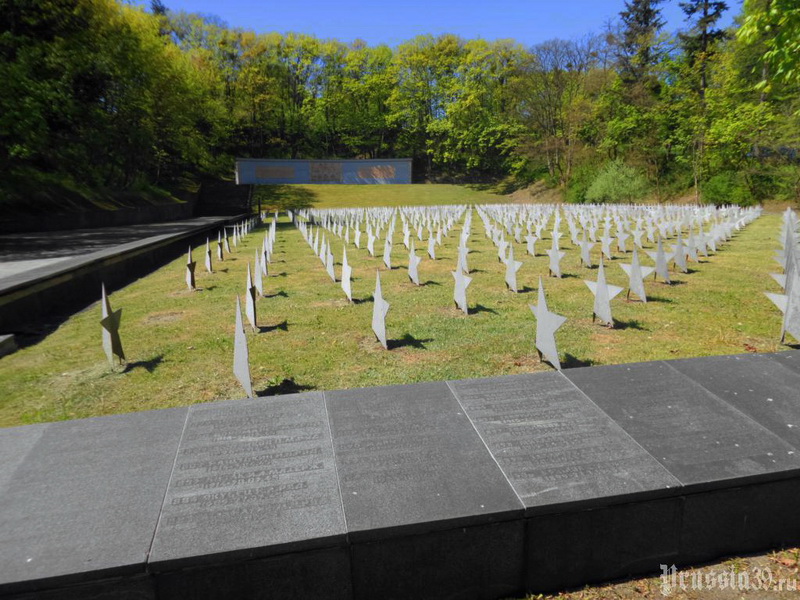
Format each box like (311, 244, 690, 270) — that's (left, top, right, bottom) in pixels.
(153, 0, 741, 47)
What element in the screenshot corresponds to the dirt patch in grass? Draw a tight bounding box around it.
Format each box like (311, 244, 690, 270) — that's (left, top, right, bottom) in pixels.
(142, 311, 184, 325)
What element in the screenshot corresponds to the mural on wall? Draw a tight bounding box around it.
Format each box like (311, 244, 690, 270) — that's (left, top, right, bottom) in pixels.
(236, 159, 412, 185)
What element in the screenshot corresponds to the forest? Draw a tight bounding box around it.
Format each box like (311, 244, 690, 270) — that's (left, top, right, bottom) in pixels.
(1, 0, 798, 209)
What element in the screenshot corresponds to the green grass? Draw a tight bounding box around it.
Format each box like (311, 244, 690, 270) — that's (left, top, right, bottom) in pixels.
(253, 183, 510, 211)
(0, 187, 791, 427)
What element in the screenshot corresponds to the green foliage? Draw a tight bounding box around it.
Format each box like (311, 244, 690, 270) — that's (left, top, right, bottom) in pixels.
(617, 0, 666, 85)
(0, 0, 223, 209)
(585, 160, 649, 203)
(565, 163, 600, 204)
(738, 0, 800, 90)
(2, 0, 799, 208)
(701, 171, 753, 205)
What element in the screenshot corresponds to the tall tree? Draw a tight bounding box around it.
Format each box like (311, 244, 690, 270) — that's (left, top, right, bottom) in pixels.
(617, 0, 665, 86)
(679, 0, 729, 99)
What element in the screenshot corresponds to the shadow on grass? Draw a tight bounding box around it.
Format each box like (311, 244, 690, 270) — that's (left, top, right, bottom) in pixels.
(259, 320, 288, 333)
(257, 378, 315, 396)
(353, 296, 374, 305)
(254, 185, 319, 212)
(562, 353, 596, 369)
(124, 355, 164, 374)
(388, 334, 432, 350)
(421, 280, 441, 287)
(613, 318, 647, 331)
(472, 304, 498, 315)
(647, 295, 673, 303)
(465, 180, 520, 194)
(517, 286, 535, 294)
(264, 290, 288, 299)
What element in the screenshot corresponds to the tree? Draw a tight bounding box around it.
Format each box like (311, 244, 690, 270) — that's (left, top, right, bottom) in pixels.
(616, 0, 666, 86)
(738, 0, 800, 91)
(679, 0, 729, 99)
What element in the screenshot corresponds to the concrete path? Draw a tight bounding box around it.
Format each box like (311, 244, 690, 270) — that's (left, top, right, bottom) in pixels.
(0, 215, 240, 332)
(0, 217, 234, 285)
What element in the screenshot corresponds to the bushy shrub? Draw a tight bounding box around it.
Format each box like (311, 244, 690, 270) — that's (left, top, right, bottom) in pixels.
(585, 160, 649, 203)
(701, 171, 754, 206)
(565, 163, 600, 204)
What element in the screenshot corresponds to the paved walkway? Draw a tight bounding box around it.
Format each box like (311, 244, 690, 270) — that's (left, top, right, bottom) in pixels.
(0, 218, 236, 280)
(0, 216, 234, 291)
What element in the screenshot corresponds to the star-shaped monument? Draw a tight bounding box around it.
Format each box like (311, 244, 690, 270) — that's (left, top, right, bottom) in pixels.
(233, 295, 254, 397)
(546, 236, 566, 278)
(646, 236, 674, 284)
(505, 245, 523, 292)
(620, 247, 654, 302)
(408, 240, 422, 285)
(100, 284, 125, 366)
(578, 233, 595, 268)
(585, 258, 623, 327)
(341, 247, 353, 302)
(766, 267, 800, 344)
(204, 238, 213, 273)
(245, 263, 258, 331)
(452, 265, 472, 315)
(529, 277, 567, 370)
(383, 236, 392, 269)
(372, 270, 390, 349)
(185, 246, 196, 290)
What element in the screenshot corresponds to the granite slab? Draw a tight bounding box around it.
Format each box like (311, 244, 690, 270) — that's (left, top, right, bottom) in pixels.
(154, 547, 353, 600)
(764, 349, 800, 377)
(448, 373, 680, 513)
(669, 353, 800, 448)
(325, 381, 523, 540)
(527, 498, 682, 592)
(149, 393, 345, 571)
(564, 361, 800, 488)
(350, 520, 524, 600)
(0, 408, 187, 594)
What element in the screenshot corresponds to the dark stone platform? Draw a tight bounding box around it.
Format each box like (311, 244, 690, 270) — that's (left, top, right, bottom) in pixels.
(1, 350, 800, 599)
(149, 393, 346, 572)
(448, 373, 679, 514)
(564, 360, 800, 488)
(0, 409, 187, 596)
(326, 381, 522, 540)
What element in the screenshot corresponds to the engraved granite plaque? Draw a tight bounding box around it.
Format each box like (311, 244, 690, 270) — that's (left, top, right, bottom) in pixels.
(449, 372, 679, 512)
(149, 393, 345, 570)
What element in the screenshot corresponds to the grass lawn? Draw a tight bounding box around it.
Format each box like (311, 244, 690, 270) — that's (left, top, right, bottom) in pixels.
(252, 182, 510, 210)
(0, 188, 791, 427)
